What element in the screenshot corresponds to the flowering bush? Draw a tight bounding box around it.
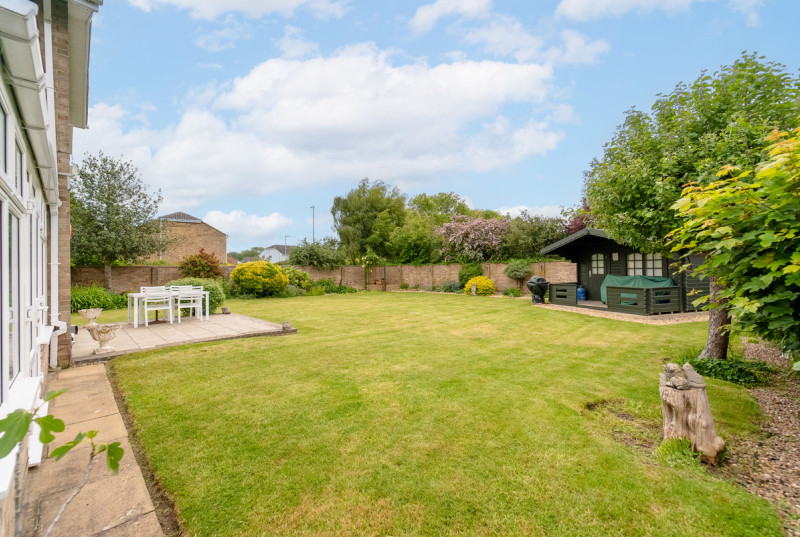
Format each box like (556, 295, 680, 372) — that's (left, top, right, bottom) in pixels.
(281, 267, 313, 290)
(179, 248, 223, 279)
(464, 276, 495, 296)
(230, 261, 289, 297)
(435, 216, 510, 262)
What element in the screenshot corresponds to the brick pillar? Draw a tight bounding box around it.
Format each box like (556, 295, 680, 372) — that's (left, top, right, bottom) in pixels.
(52, 0, 73, 367)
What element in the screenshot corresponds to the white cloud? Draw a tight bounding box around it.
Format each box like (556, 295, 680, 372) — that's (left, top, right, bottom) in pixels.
(276, 25, 318, 58)
(203, 210, 292, 245)
(194, 15, 252, 52)
(464, 15, 543, 63)
(76, 44, 566, 209)
(555, 0, 697, 20)
(500, 205, 564, 218)
(545, 30, 609, 65)
(729, 0, 763, 25)
(410, 0, 492, 34)
(128, 0, 349, 20)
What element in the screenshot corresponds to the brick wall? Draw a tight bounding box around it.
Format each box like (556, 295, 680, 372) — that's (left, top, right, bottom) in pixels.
(72, 265, 236, 293)
(52, 0, 72, 367)
(151, 221, 227, 264)
(293, 262, 576, 292)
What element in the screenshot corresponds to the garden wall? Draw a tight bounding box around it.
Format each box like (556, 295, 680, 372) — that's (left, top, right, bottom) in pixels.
(71, 265, 236, 294)
(72, 262, 575, 294)
(297, 262, 576, 293)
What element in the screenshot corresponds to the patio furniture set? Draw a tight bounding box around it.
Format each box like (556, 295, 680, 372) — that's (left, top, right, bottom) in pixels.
(127, 285, 211, 328)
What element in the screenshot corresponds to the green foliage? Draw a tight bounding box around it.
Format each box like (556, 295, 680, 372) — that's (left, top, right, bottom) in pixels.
(70, 284, 127, 313)
(654, 438, 703, 470)
(503, 287, 522, 297)
(278, 284, 307, 298)
(1, 391, 123, 472)
(166, 277, 225, 313)
(464, 276, 495, 295)
(499, 212, 568, 259)
(388, 212, 442, 264)
(308, 286, 326, 296)
(179, 248, 223, 279)
(400, 283, 410, 290)
(408, 192, 472, 224)
(228, 246, 265, 261)
(503, 259, 532, 286)
(458, 263, 483, 288)
(670, 128, 800, 354)
(230, 261, 289, 297)
(281, 267, 313, 290)
(332, 178, 406, 261)
(585, 53, 800, 253)
(71, 152, 168, 272)
(687, 357, 775, 388)
(288, 238, 345, 269)
(314, 278, 339, 293)
(442, 281, 461, 293)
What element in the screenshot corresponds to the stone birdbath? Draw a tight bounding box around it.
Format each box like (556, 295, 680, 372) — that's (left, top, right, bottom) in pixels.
(78, 308, 121, 355)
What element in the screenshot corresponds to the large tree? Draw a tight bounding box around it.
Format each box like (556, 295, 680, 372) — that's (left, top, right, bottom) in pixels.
(584, 53, 800, 359)
(71, 152, 168, 289)
(331, 178, 406, 261)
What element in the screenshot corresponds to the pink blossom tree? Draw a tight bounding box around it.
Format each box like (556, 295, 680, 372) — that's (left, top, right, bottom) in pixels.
(435, 216, 511, 262)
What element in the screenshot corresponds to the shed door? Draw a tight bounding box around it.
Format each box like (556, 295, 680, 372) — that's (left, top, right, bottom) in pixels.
(587, 253, 607, 300)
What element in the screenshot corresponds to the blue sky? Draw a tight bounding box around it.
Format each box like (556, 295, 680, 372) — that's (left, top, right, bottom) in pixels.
(74, 0, 800, 253)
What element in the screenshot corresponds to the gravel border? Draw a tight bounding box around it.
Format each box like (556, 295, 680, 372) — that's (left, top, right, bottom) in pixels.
(537, 303, 709, 325)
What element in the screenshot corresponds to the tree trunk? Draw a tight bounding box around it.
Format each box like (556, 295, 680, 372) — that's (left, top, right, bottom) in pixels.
(104, 262, 113, 291)
(699, 277, 730, 359)
(659, 363, 725, 464)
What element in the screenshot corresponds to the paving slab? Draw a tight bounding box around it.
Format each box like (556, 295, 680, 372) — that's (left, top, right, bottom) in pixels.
(22, 365, 163, 537)
(74, 312, 294, 364)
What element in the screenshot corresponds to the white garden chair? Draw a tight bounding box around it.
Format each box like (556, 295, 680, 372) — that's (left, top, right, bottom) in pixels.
(174, 288, 203, 323)
(142, 290, 173, 327)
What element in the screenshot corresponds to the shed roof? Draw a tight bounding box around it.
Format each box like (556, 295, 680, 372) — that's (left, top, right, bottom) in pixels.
(540, 228, 610, 255)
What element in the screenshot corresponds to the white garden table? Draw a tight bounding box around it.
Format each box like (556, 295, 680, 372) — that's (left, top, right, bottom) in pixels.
(127, 290, 210, 328)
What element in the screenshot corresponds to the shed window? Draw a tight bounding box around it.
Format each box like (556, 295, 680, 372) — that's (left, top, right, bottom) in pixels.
(645, 253, 663, 276)
(590, 253, 605, 276)
(627, 253, 643, 275)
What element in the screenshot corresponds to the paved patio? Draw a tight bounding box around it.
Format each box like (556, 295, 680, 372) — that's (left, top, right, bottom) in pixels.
(73, 312, 295, 364)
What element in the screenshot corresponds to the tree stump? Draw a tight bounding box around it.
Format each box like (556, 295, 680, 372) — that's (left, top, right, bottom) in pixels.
(659, 363, 725, 464)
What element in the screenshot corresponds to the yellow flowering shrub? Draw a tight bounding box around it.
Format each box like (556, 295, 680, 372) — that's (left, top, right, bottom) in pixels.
(230, 261, 289, 297)
(464, 276, 495, 296)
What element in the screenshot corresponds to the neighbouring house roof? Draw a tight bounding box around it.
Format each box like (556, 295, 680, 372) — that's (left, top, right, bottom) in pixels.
(540, 228, 610, 256)
(241, 257, 259, 263)
(160, 211, 202, 223)
(264, 244, 294, 255)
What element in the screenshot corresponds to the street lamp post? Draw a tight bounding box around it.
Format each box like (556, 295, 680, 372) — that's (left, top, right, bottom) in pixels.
(284, 235, 290, 262)
(311, 205, 315, 243)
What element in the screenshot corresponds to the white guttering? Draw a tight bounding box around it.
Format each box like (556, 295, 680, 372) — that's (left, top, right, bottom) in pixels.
(0, 0, 59, 202)
(68, 0, 102, 129)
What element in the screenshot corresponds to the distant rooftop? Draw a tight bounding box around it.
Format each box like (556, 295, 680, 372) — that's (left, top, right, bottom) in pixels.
(159, 211, 202, 223)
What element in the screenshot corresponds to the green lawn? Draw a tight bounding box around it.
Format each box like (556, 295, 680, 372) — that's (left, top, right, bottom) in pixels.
(109, 293, 781, 536)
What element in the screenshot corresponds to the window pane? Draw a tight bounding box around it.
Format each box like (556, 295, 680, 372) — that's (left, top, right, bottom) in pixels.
(0, 111, 6, 174)
(645, 254, 663, 276)
(8, 214, 19, 384)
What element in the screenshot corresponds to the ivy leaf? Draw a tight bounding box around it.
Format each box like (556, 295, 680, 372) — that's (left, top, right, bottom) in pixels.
(0, 410, 33, 459)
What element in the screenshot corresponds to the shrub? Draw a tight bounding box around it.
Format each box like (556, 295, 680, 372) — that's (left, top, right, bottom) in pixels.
(687, 357, 775, 388)
(308, 286, 326, 296)
(278, 284, 307, 298)
(288, 239, 345, 269)
(70, 284, 127, 313)
(464, 276, 495, 296)
(333, 285, 358, 294)
(179, 248, 223, 279)
(458, 262, 483, 288)
(315, 278, 339, 293)
(230, 261, 289, 297)
(165, 277, 225, 313)
(442, 281, 461, 293)
(504, 259, 532, 289)
(503, 287, 522, 297)
(400, 283, 410, 290)
(282, 267, 313, 290)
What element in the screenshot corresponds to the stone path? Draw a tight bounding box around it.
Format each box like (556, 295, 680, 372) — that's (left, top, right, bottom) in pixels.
(73, 312, 292, 363)
(22, 365, 163, 537)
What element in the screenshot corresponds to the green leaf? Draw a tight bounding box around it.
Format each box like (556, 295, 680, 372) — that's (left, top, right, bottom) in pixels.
(0, 410, 33, 459)
(34, 415, 65, 445)
(51, 433, 87, 461)
(43, 390, 67, 402)
(105, 442, 124, 474)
